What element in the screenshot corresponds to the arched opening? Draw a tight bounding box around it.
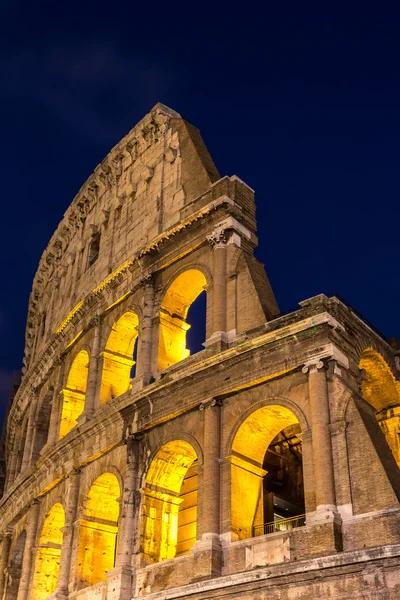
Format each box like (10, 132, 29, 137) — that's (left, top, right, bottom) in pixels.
(87, 232, 100, 268)
(31, 503, 65, 600)
(76, 472, 120, 589)
(359, 348, 400, 466)
(4, 531, 26, 600)
(142, 440, 198, 563)
(59, 350, 89, 439)
(99, 311, 139, 405)
(158, 270, 207, 370)
(231, 404, 305, 540)
(31, 392, 52, 463)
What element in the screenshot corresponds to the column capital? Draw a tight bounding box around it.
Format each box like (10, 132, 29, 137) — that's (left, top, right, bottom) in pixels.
(139, 271, 154, 286)
(207, 231, 228, 249)
(302, 359, 327, 374)
(89, 315, 103, 329)
(329, 420, 348, 436)
(199, 398, 223, 410)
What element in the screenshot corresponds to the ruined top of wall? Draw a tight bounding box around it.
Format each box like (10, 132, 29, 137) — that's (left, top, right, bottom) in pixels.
(23, 104, 258, 370)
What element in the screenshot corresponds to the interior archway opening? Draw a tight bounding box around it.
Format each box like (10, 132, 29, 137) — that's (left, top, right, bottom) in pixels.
(31, 503, 65, 600)
(231, 404, 305, 540)
(142, 440, 198, 563)
(158, 270, 207, 370)
(59, 350, 89, 439)
(359, 348, 400, 467)
(99, 311, 139, 405)
(76, 472, 120, 589)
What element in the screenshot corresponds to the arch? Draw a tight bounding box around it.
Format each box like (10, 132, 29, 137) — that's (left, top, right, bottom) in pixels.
(359, 348, 400, 467)
(31, 391, 53, 463)
(76, 472, 120, 589)
(59, 350, 89, 439)
(31, 503, 65, 600)
(359, 348, 400, 412)
(142, 440, 198, 562)
(4, 530, 26, 600)
(230, 403, 305, 540)
(99, 310, 139, 405)
(226, 396, 309, 458)
(158, 268, 208, 370)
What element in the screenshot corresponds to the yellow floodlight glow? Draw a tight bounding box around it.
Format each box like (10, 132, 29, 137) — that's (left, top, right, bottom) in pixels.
(31, 503, 65, 600)
(99, 311, 139, 405)
(59, 350, 89, 439)
(231, 405, 299, 540)
(158, 270, 207, 370)
(143, 440, 198, 563)
(76, 472, 120, 589)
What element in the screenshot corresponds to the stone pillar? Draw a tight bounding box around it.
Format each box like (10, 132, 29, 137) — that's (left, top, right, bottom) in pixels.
(53, 470, 81, 599)
(20, 392, 38, 473)
(46, 362, 65, 446)
(83, 317, 102, 419)
(7, 432, 21, 488)
(0, 533, 11, 599)
(301, 429, 316, 515)
(330, 420, 353, 519)
(208, 233, 227, 340)
(302, 360, 342, 553)
(303, 360, 337, 515)
(136, 279, 154, 384)
(17, 500, 40, 600)
(107, 435, 141, 600)
(192, 399, 222, 579)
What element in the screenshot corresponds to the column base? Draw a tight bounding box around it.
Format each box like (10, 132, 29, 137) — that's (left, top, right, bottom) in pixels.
(191, 533, 222, 580)
(203, 332, 229, 354)
(106, 565, 134, 600)
(293, 509, 343, 558)
(307, 505, 342, 525)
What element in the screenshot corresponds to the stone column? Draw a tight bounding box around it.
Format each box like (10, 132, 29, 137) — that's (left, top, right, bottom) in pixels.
(136, 278, 154, 384)
(17, 500, 40, 600)
(0, 533, 12, 599)
(107, 435, 141, 600)
(330, 420, 353, 519)
(209, 233, 227, 338)
(193, 399, 222, 578)
(83, 317, 102, 419)
(303, 360, 337, 515)
(20, 391, 38, 473)
(46, 362, 65, 446)
(53, 470, 81, 599)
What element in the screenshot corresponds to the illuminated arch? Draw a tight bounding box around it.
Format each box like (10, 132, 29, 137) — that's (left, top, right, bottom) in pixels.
(76, 472, 120, 589)
(4, 531, 26, 600)
(143, 440, 198, 562)
(99, 311, 139, 405)
(230, 404, 304, 540)
(359, 348, 399, 411)
(158, 269, 208, 370)
(31, 503, 65, 600)
(359, 348, 400, 466)
(59, 350, 89, 439)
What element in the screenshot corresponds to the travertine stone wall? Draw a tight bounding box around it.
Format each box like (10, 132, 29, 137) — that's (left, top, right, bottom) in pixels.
(1, 105, 399, 600)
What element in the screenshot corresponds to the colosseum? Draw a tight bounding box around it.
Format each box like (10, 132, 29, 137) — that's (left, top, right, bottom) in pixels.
(0, 103, 399, 600)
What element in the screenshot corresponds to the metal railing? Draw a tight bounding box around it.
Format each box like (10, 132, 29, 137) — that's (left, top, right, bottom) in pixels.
(252, 514, 306, 537)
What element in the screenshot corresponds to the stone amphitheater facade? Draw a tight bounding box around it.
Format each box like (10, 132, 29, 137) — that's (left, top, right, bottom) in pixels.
(1, 104, 400, 600)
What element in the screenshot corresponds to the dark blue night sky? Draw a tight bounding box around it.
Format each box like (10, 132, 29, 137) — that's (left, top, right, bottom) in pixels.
(1, 2, 400, 426)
